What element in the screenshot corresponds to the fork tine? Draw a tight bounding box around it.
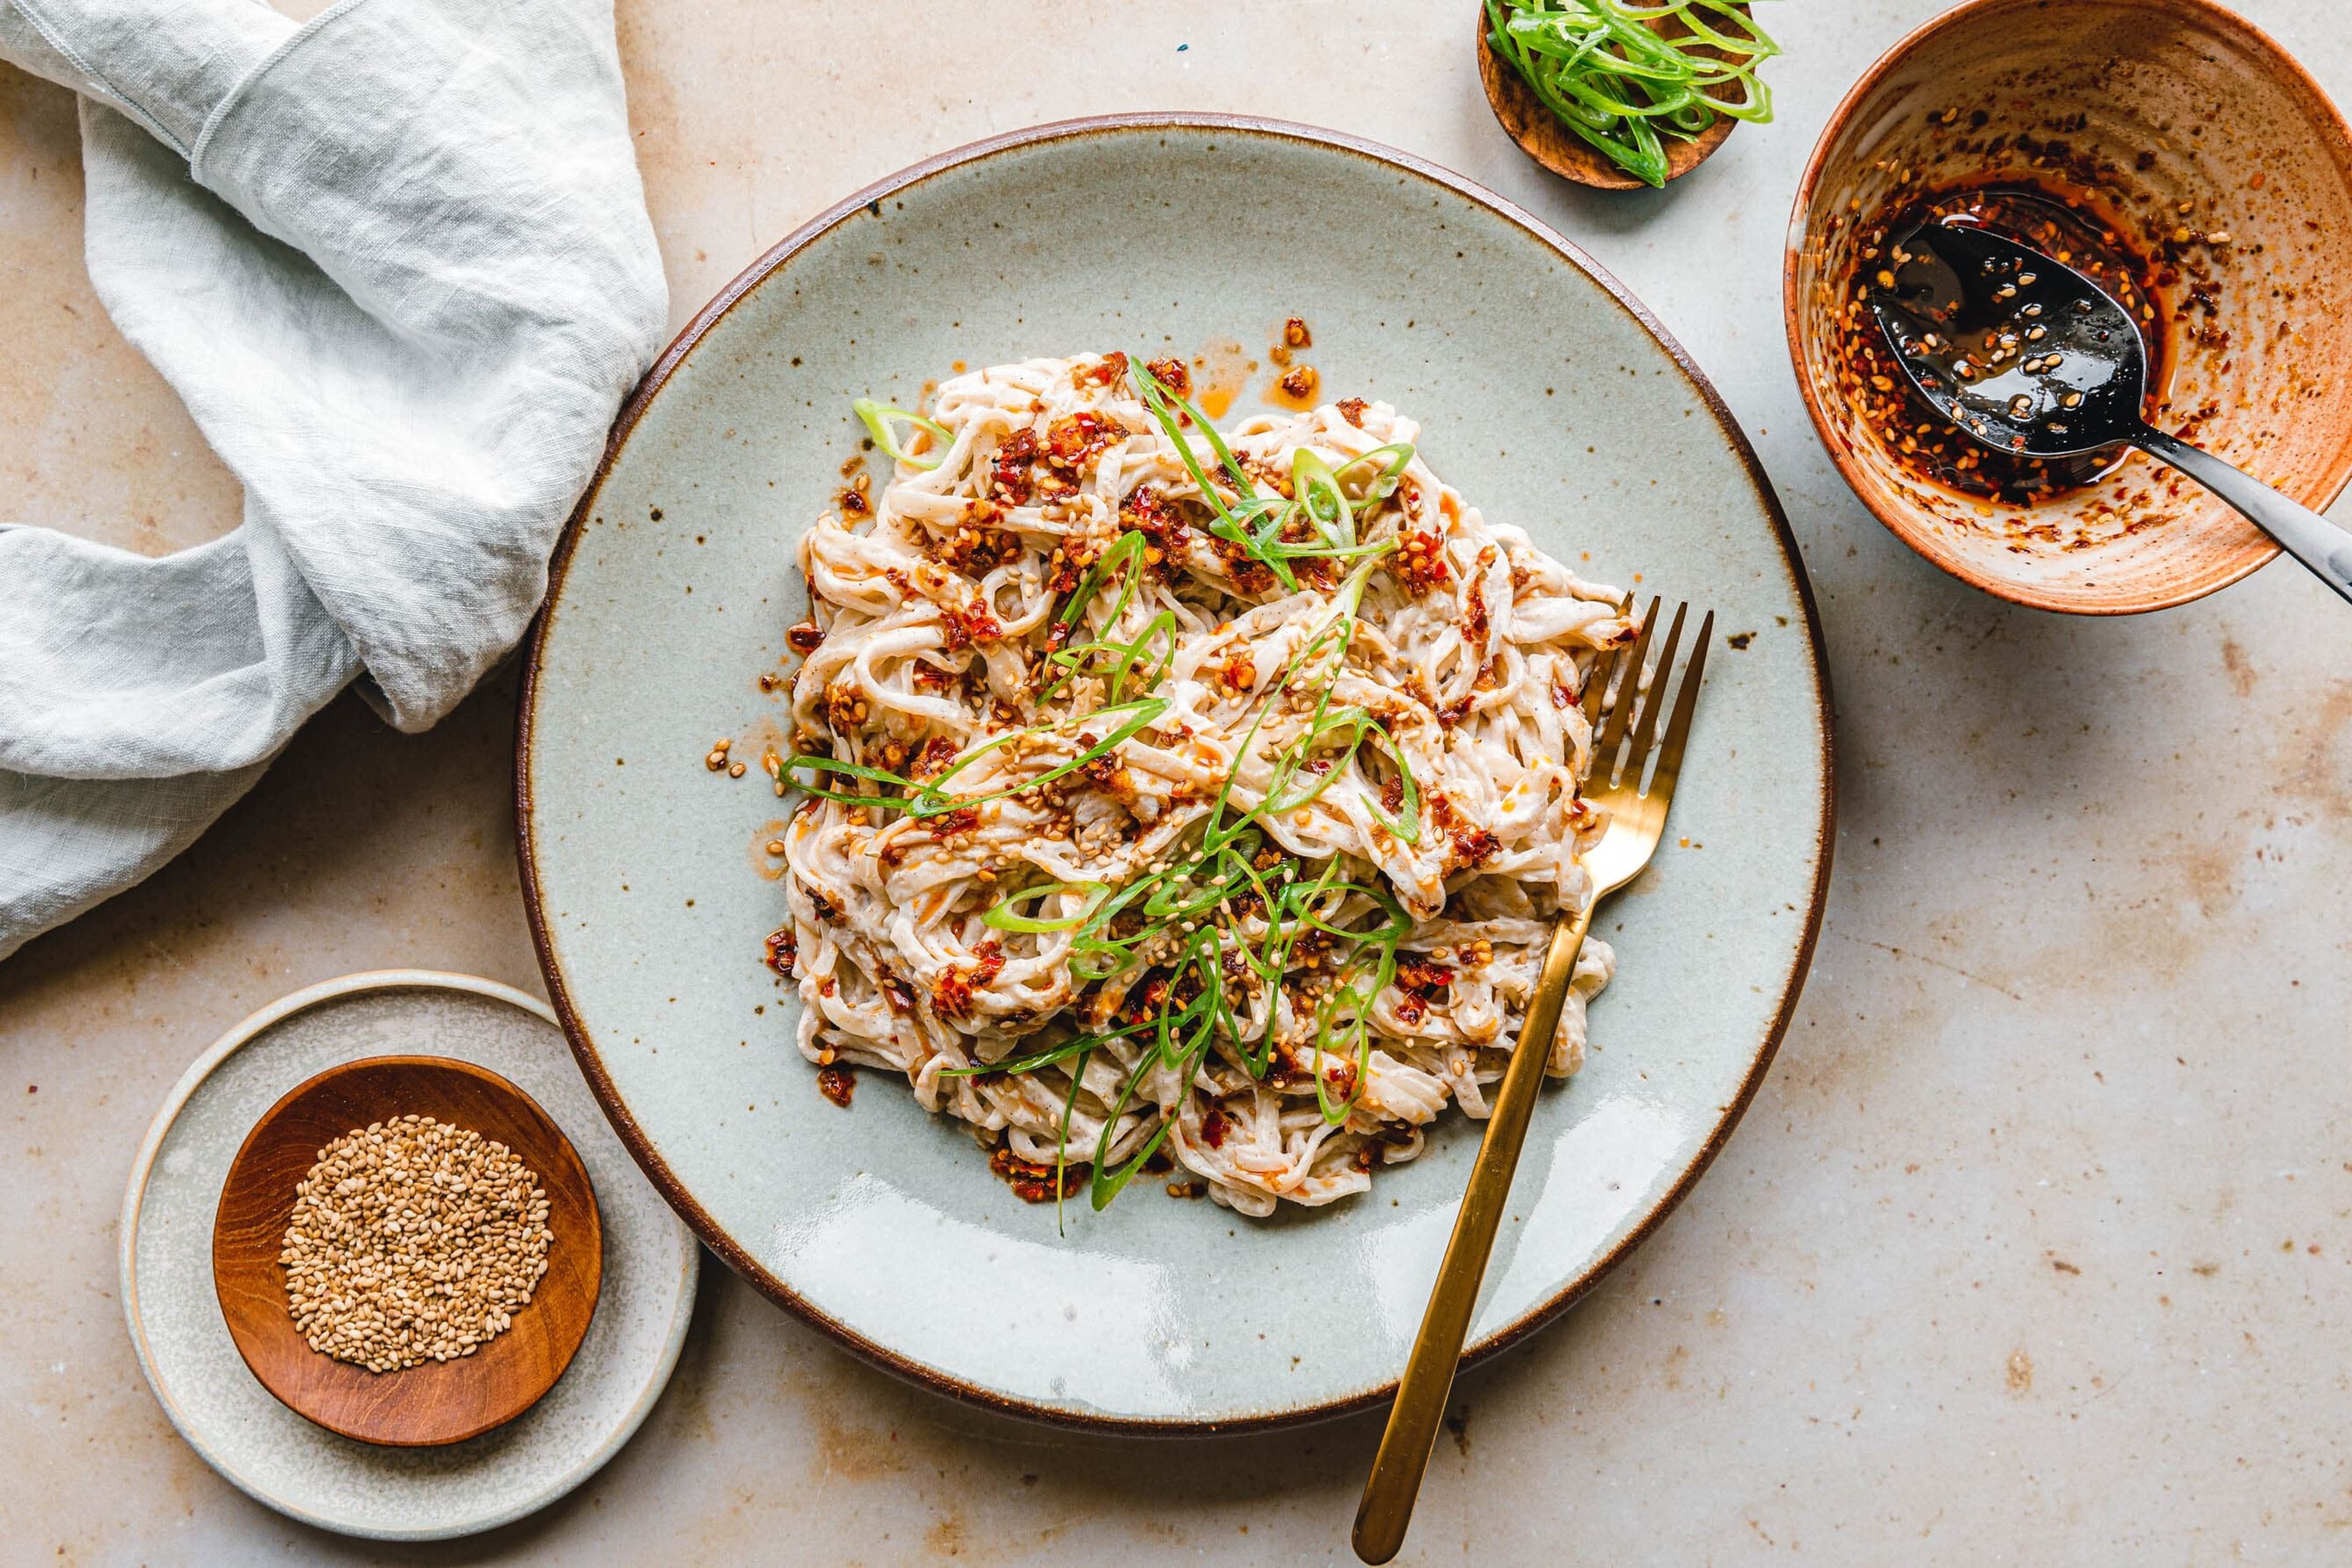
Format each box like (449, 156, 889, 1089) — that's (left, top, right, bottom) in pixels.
(1623, 601, 1688, 780)
(1579, 595, 1635, 728)
(1579, 647, 1616, 729)
(1589, 597, 1660, 785)
(1645, 610, 1713, 801)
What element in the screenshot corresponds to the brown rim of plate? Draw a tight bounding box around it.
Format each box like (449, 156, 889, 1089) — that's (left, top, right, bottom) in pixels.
(1780, 0, 2352, 615)
(515, 111, 1838, 1434)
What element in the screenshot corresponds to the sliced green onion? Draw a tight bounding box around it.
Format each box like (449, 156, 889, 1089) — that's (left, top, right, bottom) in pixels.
(1041, 533, 1169, 703)
(909, 696, 1169, 818)
(1310, 946, 1400, 1124)
(1055, 530, 1148, 641)
(1361, 720, 1423, 846)
(1483, 0, 1780, 188)
(1087, 927, 1226, 1210)
(939, 1014, 1158, 1079)
(1264, 706, 1378, 818)
(1329, 442, 1416, 503)
(1130, 359, 1300, 592)
(772, 753, 919, 809)
(1290, 448, 1355, 550)
(1088, 1100, 1174, 1211)
(982, 880, 1114, 933)
(1129, 361, 1253, 511)
(1054, 1046, 1091, 1234)
(983, 884, 1110, 930)
(853, 398, 954, 470)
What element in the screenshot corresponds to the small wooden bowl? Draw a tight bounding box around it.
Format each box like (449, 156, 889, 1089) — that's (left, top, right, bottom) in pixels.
(1477, 5, 1738, 190)
(213, 1056, 602, 1447)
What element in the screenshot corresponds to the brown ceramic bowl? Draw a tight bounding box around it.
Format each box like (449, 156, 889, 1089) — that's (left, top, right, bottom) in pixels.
(213, 1055, 602, 1446)
(1785, 0, 2352, 612)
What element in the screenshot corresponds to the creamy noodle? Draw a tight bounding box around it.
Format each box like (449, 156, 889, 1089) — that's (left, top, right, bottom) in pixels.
(772, 352, 1636, 1217)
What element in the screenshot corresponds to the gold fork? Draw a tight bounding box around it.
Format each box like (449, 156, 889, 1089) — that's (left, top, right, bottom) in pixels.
(1352, 597, 1713, 1566)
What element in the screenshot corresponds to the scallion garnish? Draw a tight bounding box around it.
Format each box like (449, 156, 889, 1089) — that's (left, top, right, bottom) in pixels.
(771, 696, 1171, 820)
(1483, 0, 1779, 188)
(1129, 359, 1285, 586)
(981, 880, 1113, 934)
(1039, 533, 1179, 707)
(1053, 1046, 1092, 1232)
(1129, 359, 1416, 592)
(1290, 448, 1355, 549)
(763, 753, 925, 808)
(1330, 443, 1415, 502)
(853, 397, 954, 470)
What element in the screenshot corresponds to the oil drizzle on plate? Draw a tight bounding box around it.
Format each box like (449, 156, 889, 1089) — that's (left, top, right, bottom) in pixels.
(1189, 338, 1254, 418)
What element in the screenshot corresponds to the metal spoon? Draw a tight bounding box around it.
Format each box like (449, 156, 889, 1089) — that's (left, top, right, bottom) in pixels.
(1868, 220, 2352, 605)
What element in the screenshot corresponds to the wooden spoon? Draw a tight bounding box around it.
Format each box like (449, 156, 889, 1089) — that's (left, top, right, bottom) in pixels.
(1476, 4, 1740, 190)
(212, 1055, 602, 1446)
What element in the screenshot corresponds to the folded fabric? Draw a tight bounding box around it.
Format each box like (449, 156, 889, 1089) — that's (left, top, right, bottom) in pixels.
(0, 0, 667, 959)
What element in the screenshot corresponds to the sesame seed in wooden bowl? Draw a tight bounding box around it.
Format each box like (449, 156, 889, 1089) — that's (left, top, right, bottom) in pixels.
(211, 1055, 602, 1447)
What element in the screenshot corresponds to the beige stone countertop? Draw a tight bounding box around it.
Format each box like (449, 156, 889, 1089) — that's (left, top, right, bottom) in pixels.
(5, 2, 2350, 1562)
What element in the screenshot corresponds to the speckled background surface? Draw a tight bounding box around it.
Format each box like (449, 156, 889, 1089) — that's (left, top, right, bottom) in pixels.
(3, 1, 2349, 1562)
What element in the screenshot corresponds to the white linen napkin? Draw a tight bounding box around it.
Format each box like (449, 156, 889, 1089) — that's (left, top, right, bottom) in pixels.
(0, 0, 666, 959)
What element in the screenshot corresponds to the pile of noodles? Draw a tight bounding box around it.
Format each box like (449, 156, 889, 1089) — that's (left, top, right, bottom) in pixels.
(776, 353, 1636, 1216)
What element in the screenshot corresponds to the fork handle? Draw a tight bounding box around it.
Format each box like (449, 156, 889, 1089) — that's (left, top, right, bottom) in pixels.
(2133, 428, 2352, 605)
(1352, 903, 1596, 1565)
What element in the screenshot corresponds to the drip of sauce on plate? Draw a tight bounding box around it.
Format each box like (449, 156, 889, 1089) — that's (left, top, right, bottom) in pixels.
(1839, 177, 2173, 507)
(1265, 363, 1321, 412)
(748, 820, 789, 880)
(1264, 317, 1320, 410)
(1189, 339, 1254, 418)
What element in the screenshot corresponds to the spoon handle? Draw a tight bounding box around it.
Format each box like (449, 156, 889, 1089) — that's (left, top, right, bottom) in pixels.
(1352, 905, 1593, 1565)
(2134, 428, 2352, 605)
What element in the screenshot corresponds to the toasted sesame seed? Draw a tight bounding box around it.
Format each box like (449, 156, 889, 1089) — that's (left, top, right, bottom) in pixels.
(279, 1114, 552, 1373)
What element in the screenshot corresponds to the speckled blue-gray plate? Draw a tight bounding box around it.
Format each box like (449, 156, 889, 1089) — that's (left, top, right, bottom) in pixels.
(121, 973, 698, 1539)
(518, 115, 1832, 1431)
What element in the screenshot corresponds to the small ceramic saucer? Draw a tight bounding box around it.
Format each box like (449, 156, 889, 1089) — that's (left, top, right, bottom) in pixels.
(120, 971, 698, 1540)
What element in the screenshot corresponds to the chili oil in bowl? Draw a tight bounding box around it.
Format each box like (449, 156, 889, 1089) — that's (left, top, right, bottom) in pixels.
(1785, 0, 2352, 613)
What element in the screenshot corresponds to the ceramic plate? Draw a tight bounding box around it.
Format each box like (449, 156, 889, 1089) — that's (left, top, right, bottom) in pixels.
(518, 115, 1832, 1431)
(121, 972, 699, 1540)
